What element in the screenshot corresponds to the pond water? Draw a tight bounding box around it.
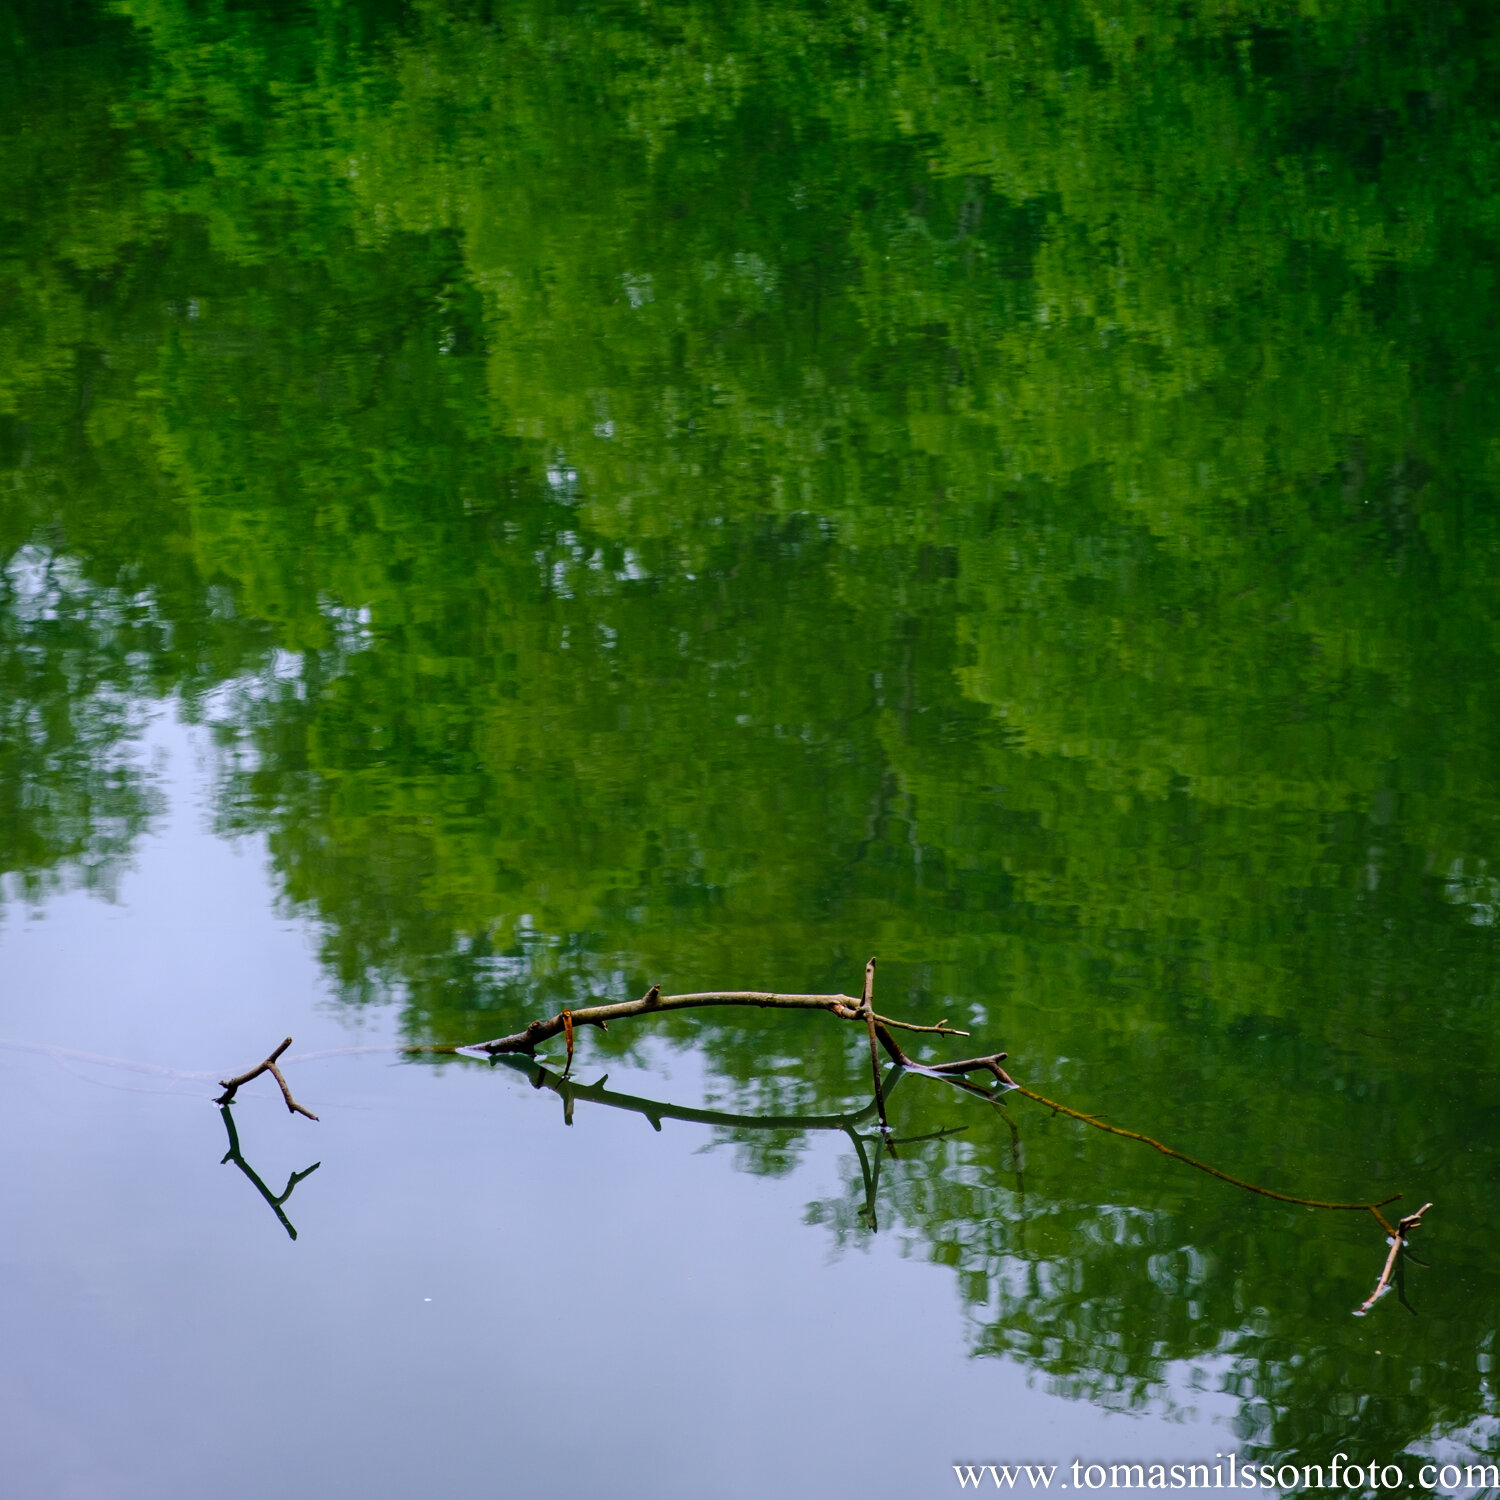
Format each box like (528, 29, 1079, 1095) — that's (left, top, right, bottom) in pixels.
(3, 1, 1499, 1495)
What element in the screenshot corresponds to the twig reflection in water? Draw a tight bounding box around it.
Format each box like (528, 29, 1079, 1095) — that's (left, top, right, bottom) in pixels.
(204, 959, 1429, 1307)
(217, 1104, 321, 1240)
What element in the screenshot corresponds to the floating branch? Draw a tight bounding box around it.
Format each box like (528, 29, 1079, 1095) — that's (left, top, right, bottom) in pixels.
(465, 962, 1398, 1221)
(212, 959, 1417, 1293)
(218, 1105, 321, 1240)
(858, 958, 887, 1129)
(1001, 1081, 1401, 1221)
(1356, 1202, 1433, 1315)
(468, 965, 968, 1062)
(216, 1037, 319, 1120)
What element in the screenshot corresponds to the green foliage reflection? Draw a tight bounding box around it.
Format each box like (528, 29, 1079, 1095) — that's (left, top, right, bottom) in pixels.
(3, 0, 1499, 1469)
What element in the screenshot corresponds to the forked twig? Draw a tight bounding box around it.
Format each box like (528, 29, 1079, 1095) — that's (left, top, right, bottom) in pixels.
(466, 969, 1401, 1221)
(215, 1038, 319, 1120)
(1356, 1202, 1433, 1315)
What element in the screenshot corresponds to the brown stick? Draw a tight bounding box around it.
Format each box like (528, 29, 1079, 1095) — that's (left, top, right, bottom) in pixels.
(216, 1038, 319, 1121)
(878, 1016, 970, 1037)
(1357, 1203, 1433, 1314)
(910, 1052, 1015, 1086)
(1010, 1083, 1395, 1215)
(466, 970, 1407, 1229)
(470, 985, 964, 1057)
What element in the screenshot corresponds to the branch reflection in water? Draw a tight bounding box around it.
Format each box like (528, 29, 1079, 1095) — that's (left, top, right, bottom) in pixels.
(205, 1012, 1433, 1320)
(217, 1104, 321, 1241)
(1, 1028, 1427, 1313)
(462, 1047, 1423, 1311)
(487, 1055, 977, 1232)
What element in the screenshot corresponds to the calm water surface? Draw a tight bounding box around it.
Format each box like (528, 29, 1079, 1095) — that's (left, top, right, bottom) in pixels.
(2, 0, 1499, 1493)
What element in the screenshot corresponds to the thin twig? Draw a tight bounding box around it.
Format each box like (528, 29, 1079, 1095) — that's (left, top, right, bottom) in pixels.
(216, 1038, 319, 1120)
(877, 1017, 970, 1038)
(1010, 1083, 1399, 1215)
(1356, 1203, 1433, 1315)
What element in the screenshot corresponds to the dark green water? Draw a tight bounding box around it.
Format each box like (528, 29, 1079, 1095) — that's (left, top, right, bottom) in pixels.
(4, 0, 1500, 1491)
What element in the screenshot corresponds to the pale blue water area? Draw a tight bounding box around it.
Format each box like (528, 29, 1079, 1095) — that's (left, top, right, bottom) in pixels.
(1, 714, 1238, 1499)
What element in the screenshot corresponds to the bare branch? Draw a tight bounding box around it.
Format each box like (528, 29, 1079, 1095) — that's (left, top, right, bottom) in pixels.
(1356, 1202, 1433, 1315)
(1009, 1081, 1398, 1216)
(468, 982, 956, 1057)
(216, 1038, 319, 1120)
(246, 963, 1414, 1281)
(909, 1052, 1015, 1086)
(878, 1016, 969, 1037)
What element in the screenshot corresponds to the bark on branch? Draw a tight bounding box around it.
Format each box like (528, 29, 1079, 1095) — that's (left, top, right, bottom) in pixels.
(1357, 1202, 1433, 1315)
(468, 975, 968, 1059)
(215, 1038, 319, 1120)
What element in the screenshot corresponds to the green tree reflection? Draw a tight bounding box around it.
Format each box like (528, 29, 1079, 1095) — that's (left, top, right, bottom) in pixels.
(3, 0, 1498, 1471)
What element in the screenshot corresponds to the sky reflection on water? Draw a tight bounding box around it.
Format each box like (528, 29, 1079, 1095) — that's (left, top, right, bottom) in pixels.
(0, 717, 1248, 1500)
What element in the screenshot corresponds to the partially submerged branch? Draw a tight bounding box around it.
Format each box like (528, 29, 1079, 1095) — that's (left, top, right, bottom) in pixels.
(216, 1037, 319, 1120)
(209, 960, 1418, 1294)
(1356, 1202, 1433, 1316)
(1006, 1081, 1400, 1219)
(468, 970, 968, 1060)
(465, 962, 1400, 1224)
(858, 958, 887, 1129)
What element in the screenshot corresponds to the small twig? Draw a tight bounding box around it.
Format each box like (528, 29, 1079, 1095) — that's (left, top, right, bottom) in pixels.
(1010, 1083, 1398, 1216)
(1356, 1202, 1433, 1315)
(215, 1038, 319, 1121)
(873, 1016, 969, 1038)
